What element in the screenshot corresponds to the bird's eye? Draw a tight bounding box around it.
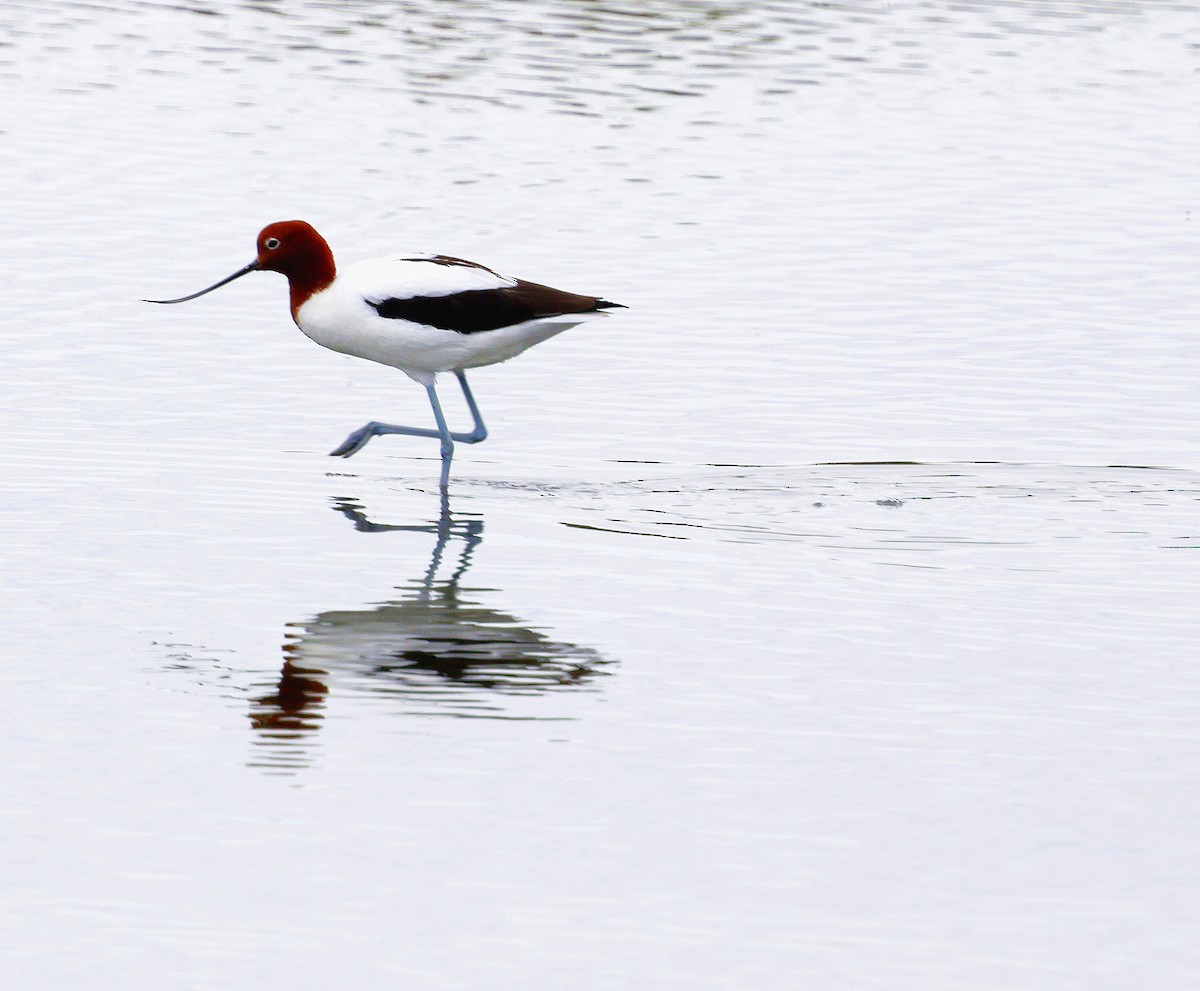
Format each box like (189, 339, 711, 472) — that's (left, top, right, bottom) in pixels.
(265, 237, 281, 250)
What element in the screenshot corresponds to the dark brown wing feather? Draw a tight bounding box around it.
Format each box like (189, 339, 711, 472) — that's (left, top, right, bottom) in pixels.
(400, 255, 505, 277)
(369, 279, 624, 335)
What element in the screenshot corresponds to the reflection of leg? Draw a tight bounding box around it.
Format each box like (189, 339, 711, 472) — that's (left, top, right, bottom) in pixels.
(328, 490, 483, 587)
(454, 370, 488, 444)
(423, 488, 455, 589)
(329, 372, 487, 458)
(331, 489, 456, 537)
(422, 489, 483, 587)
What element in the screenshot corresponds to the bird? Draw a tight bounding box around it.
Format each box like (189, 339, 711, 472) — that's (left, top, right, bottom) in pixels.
(146, 220, 625, 489)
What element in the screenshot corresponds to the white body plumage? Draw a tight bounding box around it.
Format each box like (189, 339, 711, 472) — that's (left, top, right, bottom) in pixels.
(295, 253, 601, 387)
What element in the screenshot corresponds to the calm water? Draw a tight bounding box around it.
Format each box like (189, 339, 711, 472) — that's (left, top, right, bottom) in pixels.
(3, 1, 1200, 988)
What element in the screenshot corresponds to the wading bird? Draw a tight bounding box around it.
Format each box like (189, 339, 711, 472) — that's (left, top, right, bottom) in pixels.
(147, 220, 625, 488)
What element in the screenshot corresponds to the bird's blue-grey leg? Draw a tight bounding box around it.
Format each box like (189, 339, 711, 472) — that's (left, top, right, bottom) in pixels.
(329, 371, 489, 459)
(453, 370, 488, 444)
(424, 381, 455, 491)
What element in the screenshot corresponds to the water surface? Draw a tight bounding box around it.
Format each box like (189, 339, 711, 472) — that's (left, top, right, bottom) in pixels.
(2, 1, 1200, 988)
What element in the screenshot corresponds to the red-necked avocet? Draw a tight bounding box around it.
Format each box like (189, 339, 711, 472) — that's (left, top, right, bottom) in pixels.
(147, 220, 625, 489)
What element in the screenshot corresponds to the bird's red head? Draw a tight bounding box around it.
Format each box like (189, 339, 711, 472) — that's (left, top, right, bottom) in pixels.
(255, 220, 337, 313)
(255, 220, 330, 274)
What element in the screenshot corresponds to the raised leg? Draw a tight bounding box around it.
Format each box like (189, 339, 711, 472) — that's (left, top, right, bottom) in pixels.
(329, 371, 488, 459)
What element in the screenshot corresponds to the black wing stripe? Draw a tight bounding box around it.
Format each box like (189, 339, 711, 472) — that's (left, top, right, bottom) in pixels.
(368, 281, 615, 335)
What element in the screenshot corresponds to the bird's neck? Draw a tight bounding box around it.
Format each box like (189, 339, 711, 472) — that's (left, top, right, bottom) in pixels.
(286, 243, 337, 320)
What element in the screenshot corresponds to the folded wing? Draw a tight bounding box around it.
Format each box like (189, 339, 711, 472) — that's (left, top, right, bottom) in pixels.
(352, 255, 622, 335)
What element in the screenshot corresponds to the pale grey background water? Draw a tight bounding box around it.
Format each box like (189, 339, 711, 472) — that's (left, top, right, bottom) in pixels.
(2, 1, 1199, 988)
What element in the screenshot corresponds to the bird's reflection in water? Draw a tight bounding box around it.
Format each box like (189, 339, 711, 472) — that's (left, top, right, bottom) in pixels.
(248, 494, 611, 773)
